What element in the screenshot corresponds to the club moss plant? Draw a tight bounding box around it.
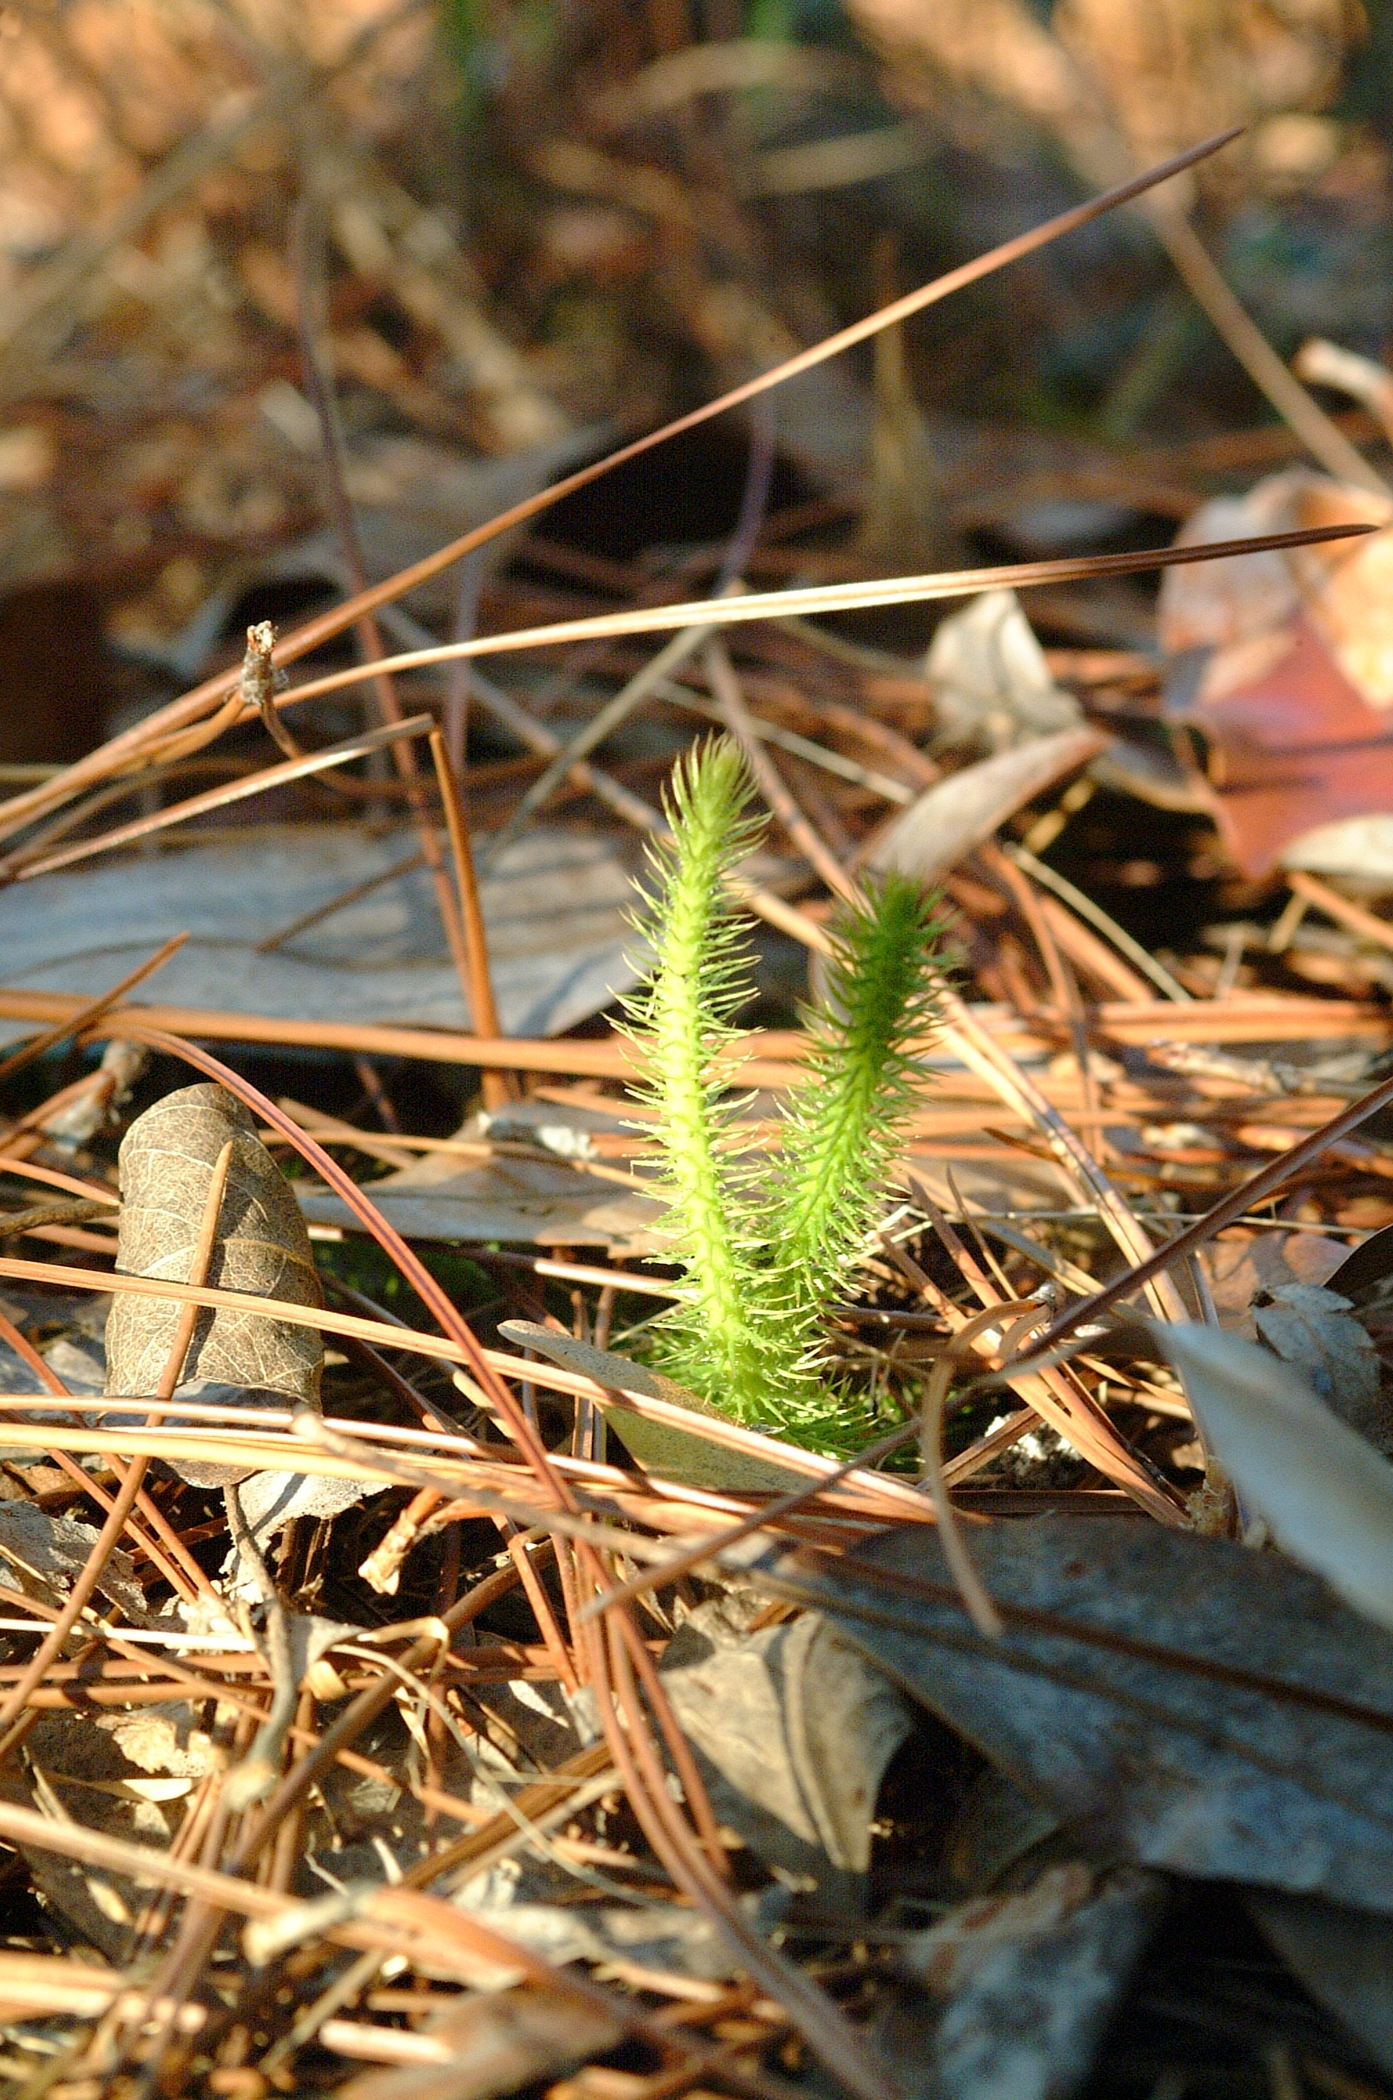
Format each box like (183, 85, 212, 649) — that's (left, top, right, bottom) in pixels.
(623, 736, 947, 1457)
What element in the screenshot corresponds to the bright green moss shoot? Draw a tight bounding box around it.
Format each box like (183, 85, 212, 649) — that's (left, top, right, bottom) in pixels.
(624, 737, 946, 1458)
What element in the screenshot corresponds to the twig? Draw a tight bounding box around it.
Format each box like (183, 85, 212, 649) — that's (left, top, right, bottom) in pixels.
(1146, 202, 1389, 497)
(1005, 842, 1192, 1002)
(1294, 337, 1393, 450)
(0, 1197, 113, 1239)
(254, 847, 427, 953)
(428, 728, 514, 1109)
(715, 391, 777, 593)
(1286, 870, 1393, 957)
(241, 621, 299, 761)
(478, 620, 721, 870)
(703, 639, 856, 904)
(1022, 1058, 1393, 1363)
(226, 524, 1377, 714)
(0, 1300, 203, 1600)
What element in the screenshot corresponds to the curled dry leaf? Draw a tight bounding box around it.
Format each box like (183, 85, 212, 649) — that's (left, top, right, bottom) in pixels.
(0, 1499, 154, 1627)
(878, 1862, 1166, 2100)
(660, 1589, 913, 1914)
(1158, 471, 1393, 876)
(1238, 1282, 1385, 1448)
(105, 1083, 324, 1485)
(4, 1705, 225, 1962)
(333, 1981, 626, 2100)
(867, 725, 1105, 888)
(1159, 1322, 1393, 1633)
(923, 588, 1085, 752)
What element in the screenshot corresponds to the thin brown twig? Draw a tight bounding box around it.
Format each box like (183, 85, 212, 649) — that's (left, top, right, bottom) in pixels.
(0, 1300, 204, 1601)
(575, 1585, 895, 2100)
(1287, 870, 1393, 957)
(0, 978, 1382, 1077)
(703, 638, 856, 903)
(221, 1481, 299, 1812)
(428, 728, 514, 1108)
(111, 1027, 574, 1500)
(254, 846, 426, 953)
(0, 934, 187, 1087)
(241, 620, 300, 761)
(1021, 1057, 1393, 1366)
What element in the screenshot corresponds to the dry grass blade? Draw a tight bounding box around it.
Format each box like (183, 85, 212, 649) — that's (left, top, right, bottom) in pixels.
(0, 980, 1381, 1072)
(1005, 843, 1193, 1002)
(0, 1254, 481, 1366)
(0, 1800, 662, 2020)
(235, 523, 1374, 716)
(0, 128, 1241, 847)
(0, 933, 187, 1085)
(923, 990, 1187, 1316)
(8, 713, 434, 881)
(482, 619, 720, 864)
(1286, 870, 1393, 957)
(1151, 205, 1389, 496)
(0, 1160, 119, 1205)
(428, 727, 512, 1106)
(571, 1573, 898, 2100)
(890, 1188, 1183, 1519)
(572, 1413, 928, 1626)
(919, 1308, 1020, 1637)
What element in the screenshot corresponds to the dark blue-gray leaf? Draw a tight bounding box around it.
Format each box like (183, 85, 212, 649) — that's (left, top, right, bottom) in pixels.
(755, 1515, 1393, 1913)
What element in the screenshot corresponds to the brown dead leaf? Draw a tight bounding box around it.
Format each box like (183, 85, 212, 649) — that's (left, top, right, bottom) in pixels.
(1156, 474, 1393, 874)
(1203, 1228, 1349, 1323)
(333, 1983, 625, 2100)
(105, 1083, 323, 1483)
(0, 1499, 154, 1627)
(868, 726, 1105, 886)
(1179, 618, 1393, 878)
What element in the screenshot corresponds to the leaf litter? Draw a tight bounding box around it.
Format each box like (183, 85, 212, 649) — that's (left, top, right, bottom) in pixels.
(2, 23, 1393, 2100)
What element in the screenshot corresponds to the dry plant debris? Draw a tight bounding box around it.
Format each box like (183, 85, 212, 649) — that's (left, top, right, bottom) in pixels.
(4, 6, 1393, 2097)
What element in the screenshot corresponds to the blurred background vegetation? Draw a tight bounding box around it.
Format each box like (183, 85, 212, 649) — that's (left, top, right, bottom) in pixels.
(0, 0, 1389, 759)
